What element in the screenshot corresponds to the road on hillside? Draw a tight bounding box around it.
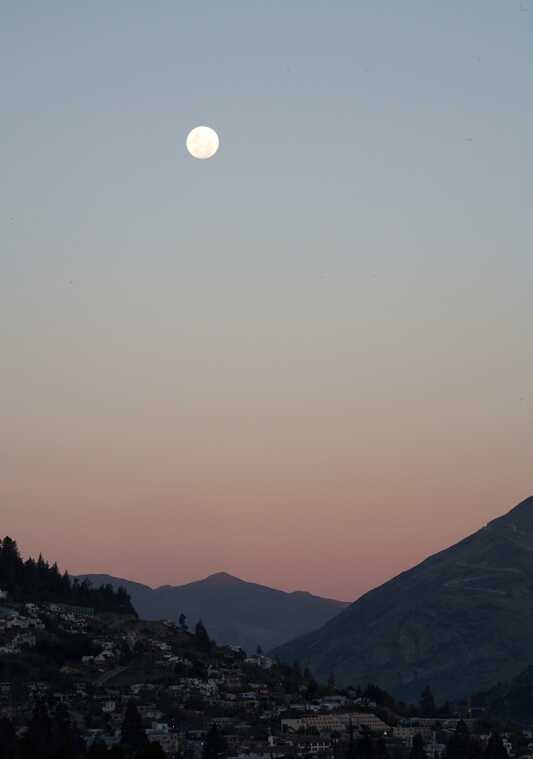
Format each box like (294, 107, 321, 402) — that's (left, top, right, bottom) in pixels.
(93, 666, 129, 687)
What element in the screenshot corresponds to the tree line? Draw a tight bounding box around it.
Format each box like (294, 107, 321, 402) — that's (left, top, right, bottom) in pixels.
(0, 536, 137, 615)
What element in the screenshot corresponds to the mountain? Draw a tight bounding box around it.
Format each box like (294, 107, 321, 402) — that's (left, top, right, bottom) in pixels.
(75, 571, 349, 654)
(471, 663, 533, 724)
(270, 495, 533, 702)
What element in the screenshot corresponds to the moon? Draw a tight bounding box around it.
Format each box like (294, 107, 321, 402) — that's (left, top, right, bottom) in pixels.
(186, 126, 219, 159)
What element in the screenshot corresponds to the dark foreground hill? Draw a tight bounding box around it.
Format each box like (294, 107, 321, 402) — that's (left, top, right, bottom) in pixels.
(270, 495, 533, 702)
(75, 571, 349, 654)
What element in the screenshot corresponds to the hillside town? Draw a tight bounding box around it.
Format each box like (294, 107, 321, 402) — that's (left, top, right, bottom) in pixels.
(0, 594, 531, 759)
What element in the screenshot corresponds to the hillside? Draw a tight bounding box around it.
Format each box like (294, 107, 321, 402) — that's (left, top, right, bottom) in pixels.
(270, 495, 533, 702)
(472, 663, 533, 723)
(0, 537, 136, 615)
(75, 571, 349, 654)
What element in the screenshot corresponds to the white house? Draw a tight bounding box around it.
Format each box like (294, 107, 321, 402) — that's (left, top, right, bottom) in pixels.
(94, 650, 115, 664)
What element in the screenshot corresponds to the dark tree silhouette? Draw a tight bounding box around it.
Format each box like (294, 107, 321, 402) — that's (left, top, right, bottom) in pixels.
(373, 736, 388, 759)
(446, 721, 482, 759)
(88, 737, 114, 759)
(28, 699, 53, 759)
(305, 678, 318, 701)
(120, 702, 148, 751)
(420, 685, 437, 718)
(51, 702, 86, 759)
(202, 724, 227, 759)
(0, 716, 17, 759)
(355, 726, 374, 759)
(0, 536, 137, 614)
(194, 620, 211, 653)
(483, 733, 508, 759)
(345, 722, 357, 759)
(410, 734, 427, 759)
(137, 742, 166, 759)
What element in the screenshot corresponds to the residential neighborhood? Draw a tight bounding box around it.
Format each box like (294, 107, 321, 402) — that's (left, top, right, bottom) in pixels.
(0, 591, 530, 759)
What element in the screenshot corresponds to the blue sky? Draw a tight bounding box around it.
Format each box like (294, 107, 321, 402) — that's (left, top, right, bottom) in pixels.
(1, 2, 532, 599)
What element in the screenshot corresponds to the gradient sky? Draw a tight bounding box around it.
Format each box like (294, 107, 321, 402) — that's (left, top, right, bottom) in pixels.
(1, 1, 532, 602)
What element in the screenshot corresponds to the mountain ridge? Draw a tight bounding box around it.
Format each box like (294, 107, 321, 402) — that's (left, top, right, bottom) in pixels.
(270, 495, 533, 702)
(75, 570, 349, 654)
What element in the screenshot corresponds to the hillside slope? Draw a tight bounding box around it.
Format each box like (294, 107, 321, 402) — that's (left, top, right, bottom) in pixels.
(76, 571, 349, 654)
(270, 495, 533, 702)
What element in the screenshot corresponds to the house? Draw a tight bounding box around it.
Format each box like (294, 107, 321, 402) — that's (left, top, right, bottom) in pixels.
(146, 730, 180, 753)
(320, 696, 347, 709)
(54, 602, 94, 617)
(7, 616, 30, 629)
(94, 650, 115, 665)
(244, 655, 274, 669)
(59, 665, 81, 675)
(0, 608, 18, 619)
(12, 633, 36, 647)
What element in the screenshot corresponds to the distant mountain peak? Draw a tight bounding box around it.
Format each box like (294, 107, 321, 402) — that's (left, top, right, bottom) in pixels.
(75, 570, 349, 654)
(202, 572, 245, 585)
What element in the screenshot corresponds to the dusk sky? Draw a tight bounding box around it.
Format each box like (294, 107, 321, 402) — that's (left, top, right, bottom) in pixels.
(1, 2, 532, 602)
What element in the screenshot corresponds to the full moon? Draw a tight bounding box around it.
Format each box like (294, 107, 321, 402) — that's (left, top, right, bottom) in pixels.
(186, 126, 219, 159)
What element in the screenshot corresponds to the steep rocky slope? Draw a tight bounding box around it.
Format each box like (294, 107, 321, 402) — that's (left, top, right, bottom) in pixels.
(271, 495, 533, 701)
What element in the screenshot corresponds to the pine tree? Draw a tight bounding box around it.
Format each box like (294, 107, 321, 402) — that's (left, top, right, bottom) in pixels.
(194, 620, 211, 653)
(446, 721, 482, 759)
(28, 699, 53, 759)
(120, 701, 148, 751)
(137, 742, 165, 759)
(305, 678, 318, 701)
(374, 736, 388, 759)
(410, 734, 427, 759)
(420, 685, 437, 718)
(345, 721, 357, 759)
(483, 733, 508, 759)
(88, 736, 112, 759)
(17, 734, 37, 759)
(0, 716, 17, 759)
(202, 724, 227, 759)
(356, 726, 374, 759)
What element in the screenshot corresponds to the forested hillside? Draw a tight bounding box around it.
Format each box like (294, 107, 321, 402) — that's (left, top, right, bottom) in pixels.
(0, 537, 137, 615)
